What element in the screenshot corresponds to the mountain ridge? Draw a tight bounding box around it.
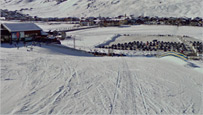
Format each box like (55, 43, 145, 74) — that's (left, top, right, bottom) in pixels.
(1, 0, 202, 18)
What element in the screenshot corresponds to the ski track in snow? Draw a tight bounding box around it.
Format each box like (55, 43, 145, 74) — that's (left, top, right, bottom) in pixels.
(1, 25, 203, 114)
(122, 59, 149, 115)
(1, 50, 203, 114)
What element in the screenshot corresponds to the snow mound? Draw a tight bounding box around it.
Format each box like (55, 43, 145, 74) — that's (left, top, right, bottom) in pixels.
(161, 56, 203, 74)
(161, 56, 187, 65)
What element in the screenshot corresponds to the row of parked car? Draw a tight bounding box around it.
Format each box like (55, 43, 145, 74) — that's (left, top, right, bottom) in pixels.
(99, 40, 202, 56)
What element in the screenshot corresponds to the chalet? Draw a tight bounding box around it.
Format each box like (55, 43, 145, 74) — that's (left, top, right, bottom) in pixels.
(1, 23, 44, 43)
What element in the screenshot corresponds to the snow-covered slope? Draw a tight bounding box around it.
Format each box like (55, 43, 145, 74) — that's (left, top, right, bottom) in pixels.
(1, 43, 203, 114)
(1, 25, 203, 114)
(1, 0, 202, 18)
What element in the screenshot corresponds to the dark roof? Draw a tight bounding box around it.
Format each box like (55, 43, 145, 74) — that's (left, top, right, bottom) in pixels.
(2, 23, 42, 32)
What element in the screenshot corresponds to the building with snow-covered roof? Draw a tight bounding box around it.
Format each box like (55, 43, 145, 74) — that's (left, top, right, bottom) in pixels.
(1, 23, 45, 43)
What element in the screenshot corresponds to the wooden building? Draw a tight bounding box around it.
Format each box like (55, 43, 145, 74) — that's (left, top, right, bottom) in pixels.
(1, 23, 43, 43)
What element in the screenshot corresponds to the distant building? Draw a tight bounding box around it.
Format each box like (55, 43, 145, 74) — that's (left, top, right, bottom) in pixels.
(100, 18, 128, 27)
(1, 23, 44, 43)
(100, 20, 120, 26)
(80, 19, 95, 26)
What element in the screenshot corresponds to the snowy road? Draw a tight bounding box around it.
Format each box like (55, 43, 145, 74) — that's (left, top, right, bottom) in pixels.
(1, 44, 202, 114)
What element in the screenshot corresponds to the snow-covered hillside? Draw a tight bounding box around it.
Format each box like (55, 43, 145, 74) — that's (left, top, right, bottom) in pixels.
(1, 0, 202, 18)
(1, 24, 203, 114)
(1, 43, 203, 114)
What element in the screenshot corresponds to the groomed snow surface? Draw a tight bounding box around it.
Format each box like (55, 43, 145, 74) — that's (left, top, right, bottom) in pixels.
(1, 25, 203, 114)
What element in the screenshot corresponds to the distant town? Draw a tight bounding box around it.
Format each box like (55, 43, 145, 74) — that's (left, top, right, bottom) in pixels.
(1, 9, 202, 27)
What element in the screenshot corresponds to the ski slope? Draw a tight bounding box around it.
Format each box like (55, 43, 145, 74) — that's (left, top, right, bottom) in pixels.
(1, 0, 202, 18)
(1, 24, 203, 114)
(1, 43, 203, 114)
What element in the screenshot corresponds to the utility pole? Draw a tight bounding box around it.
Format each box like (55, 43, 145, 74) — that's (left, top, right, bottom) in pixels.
(73, 36, 75, 49)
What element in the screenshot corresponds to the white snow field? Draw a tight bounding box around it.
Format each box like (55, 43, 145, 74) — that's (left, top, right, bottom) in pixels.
(1, 43, 203, 114)
(61, 25, 203, 50)
(1, 0, 202, 18)
(1, 25, 203, 114)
